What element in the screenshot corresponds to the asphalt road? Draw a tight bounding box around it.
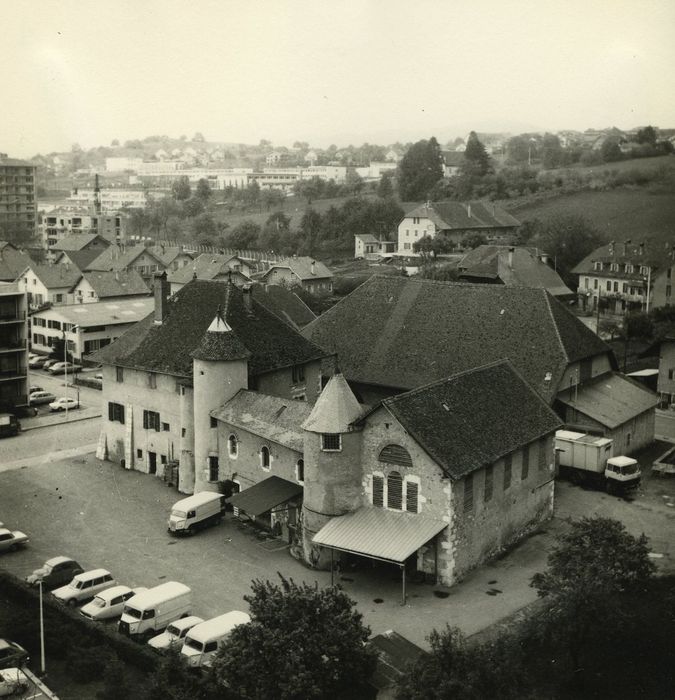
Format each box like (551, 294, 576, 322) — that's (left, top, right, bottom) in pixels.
(1, 450, 673, 648)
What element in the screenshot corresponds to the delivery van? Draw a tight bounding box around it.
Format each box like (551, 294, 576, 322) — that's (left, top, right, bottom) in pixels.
(181, 611, 251, 667)
(168, 491, 225, 535)
(118, 581, 191, 640)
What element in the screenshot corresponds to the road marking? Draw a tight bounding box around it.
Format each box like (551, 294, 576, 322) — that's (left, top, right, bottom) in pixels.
(0, 444, 98, 473)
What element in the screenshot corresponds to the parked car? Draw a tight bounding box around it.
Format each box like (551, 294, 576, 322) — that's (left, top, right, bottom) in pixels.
(80, 586, 147, 621)
(26, 556, 83, 589)
(147, 615, 204, 651)
(52, 569, 115, 606)
(0, 668, 29, 697)
(28, 384, 43, 393)
(0, 640, 28, 670)
(94, 373, 103, 380)
(29, 391, 56, 406)
(41, 359, 59, 371)
(0, 529, 28, 553)
(49, 397, 79, 412)
(48, 362, 82, 375)
(0, 414, 19, 439)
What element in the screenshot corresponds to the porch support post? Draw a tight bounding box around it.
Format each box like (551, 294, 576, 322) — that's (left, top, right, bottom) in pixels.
(401, 564, 406, 606)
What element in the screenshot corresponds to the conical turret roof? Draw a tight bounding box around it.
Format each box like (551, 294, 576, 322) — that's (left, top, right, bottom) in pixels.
(191, 302, 251, 362)
(302, 371, 363, 433)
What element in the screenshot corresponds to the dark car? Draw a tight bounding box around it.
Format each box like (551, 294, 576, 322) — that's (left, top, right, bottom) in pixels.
(0, 639, 29, 670)
(0, 414, 19, 439)
(26, 556, 84, 590)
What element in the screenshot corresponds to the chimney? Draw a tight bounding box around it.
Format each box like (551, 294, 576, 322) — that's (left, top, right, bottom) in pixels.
(153, 271, 169, 325)
(242, 283, 253, 313)
(639, 242, 644, 256)
(508, 247, 514, 269)
(624, 239, 631, 256)
(310, 260, 316, 275)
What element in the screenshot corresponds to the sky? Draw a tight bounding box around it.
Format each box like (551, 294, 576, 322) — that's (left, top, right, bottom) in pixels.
(2, 0, 675, 157)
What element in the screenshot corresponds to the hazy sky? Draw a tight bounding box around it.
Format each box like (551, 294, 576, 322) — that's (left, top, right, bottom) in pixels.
(2, 0, 674, 157)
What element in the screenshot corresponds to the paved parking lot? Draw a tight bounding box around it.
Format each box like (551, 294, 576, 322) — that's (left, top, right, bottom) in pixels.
(1, 451, 674, 649)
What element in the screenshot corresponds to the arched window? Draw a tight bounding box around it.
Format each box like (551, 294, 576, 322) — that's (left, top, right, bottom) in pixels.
(296, 459, 304, 483)
(228, 434, 238, 458)
(378, 445, 412, 468)
(261, 446, 270, 470)
(387, 471, 403, 510)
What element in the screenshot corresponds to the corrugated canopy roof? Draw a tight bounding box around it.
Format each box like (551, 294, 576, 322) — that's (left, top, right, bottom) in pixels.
(312, 507, 447, 563)
(227, 476, 303, 516)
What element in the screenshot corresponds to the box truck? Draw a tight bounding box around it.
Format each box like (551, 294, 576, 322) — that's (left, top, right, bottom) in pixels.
(118, 581, 192, 641)
(181, 611, 251, 667)
(168, 491, 225, 535)
(555, 430, 640, 493)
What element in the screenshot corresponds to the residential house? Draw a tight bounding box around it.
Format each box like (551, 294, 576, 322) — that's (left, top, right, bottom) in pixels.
(167, 253, 252, 294)
(69, 270, 150, 304)
(16, 263, 81, 310)
(572, 240, 675, 315)
(304, 150, 318, 165)
(302, 276, 656, 457)
(441, 150, 464, 177)
(259, 257, 333, 294)
(86, 244, 166, 280)
(0, 242, 34, 282)
(397, 201, 520, 252)
(265, 152, 288, 166)
(457, 245, 573, 298)
(0, 282, 29, 414)
(50, 233, 112, 270)
(150, 245, 194, 273)
(385, 149, 402, 163)
(30, 297, 154, 361)
(354, 235, 395, 260)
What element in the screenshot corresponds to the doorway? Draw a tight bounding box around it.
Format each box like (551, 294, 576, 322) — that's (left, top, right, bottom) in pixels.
(148, 451, 157, 475)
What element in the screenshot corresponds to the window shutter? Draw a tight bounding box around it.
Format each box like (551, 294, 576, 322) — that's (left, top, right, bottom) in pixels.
(372, 475, 384, 507)
(378, 444, 413, 468)
(142, 410, 148, 429)
(387, 472, 403, 510)
(108, 402, 114, 421)
(405, 481, 418, 513)
(119, 405, 125, 425)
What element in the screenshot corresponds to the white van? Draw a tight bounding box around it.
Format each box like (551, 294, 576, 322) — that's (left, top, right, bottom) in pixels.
(118, 582, 192, 640)
(168, 491, 225, 535)
(147, 615, 204, 651)
(181, 611, 251, 667)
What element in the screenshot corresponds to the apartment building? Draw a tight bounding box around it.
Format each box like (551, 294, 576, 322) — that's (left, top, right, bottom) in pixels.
(0, 282, 29, 413)
(0, 154, 37, 245)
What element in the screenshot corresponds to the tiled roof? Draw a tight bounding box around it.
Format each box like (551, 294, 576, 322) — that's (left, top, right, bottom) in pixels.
(369, 631, 427, 691)
(52, 234, 109, 252)
(572, 242, 667, 276)
(93, 280, 327, 378)
(25, 263, 82, 289)
(192, 309, 251, 362)
(303, 372, 363, 433)
(54, 248, 109, 271)
(441, 151, 465, 167)
(402, 201, 520, 230)
(251, 284, 316, 328)
(0, 242, 34, 281)
(149, 245, 192, 267)
(86, 244, 165, 272)
(167, 253, 246, 284)
(79, 270, 150, 299)
(261, 257, 333, 281)
(380, 360, 562, 479)
(355, 234, 379, 243)
(303, 276, 611, 403)
(458, 246, 573, 296)
(212, 390, 311, 451)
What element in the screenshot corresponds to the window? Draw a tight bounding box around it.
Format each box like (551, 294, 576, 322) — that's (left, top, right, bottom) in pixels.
(387, 471, 403, 510)
(321, 433, 341, 451)
(413, 217, 420, 224)
(54, 294, 63, 303)
(161, 455, 167, 464)
(116, 366, 124, 383)
(147, 372, 157, 389)
(372, 475, 384, 507)
(405, 481, 418, 513)
(484, 465, 493, 502)
(668, 268, 672, 280)
(142, 410, 160, 431)
(623, 283, 628, 293)
(296, 459, 304, 483)
(378, 444, 412, 468)
(208, 456, 219, 482)
(210, 416, 217, 428)
(175, 381, 182, 394)
(108, 402, 125, 424)
(521, 445, 530, 480)
(228, 434, 238, 458)
(503, 454, 512, 490)
(610, 263, 618, 272)
(594, 279, 598, 289)
(669, 369, 674, 380)
(463, 474, 473, 513)
(181, 428, 186, 438)
(613, 281, 618, 292)
(584, 277, 589, 289)
(137, 449, 143, 459)
(261, 446, 271, 469)
(606, 281, 611, 291)
(292, 364, 305, 383)
(162, 422, 170, 432)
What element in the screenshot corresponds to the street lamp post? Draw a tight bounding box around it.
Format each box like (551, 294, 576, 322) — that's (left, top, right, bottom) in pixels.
(38, 579, 46, 675)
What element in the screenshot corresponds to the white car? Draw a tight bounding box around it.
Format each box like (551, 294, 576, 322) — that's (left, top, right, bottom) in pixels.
(29, 390, 56, 406)
(49, 397, 80, 412)
(147, 615, 204, 651)
(52, 569, 115, 606)
(0, 668, 29, 697)
(48, 362, 82, 375)
(0, 529, 29, 553)
(80, 585, 147, 621)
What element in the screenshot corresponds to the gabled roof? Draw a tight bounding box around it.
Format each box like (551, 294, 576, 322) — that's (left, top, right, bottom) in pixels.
(23, 263, 81, 289)
(92, 280, 327, 378)
(402, 201, 520, 230)
(149, 245, 192, 267)
(52, 234, 110, 252)
(86, 244, 165, 272)
(303, 276, 611, 403)
(212, 390, 311, 451)
(377, 360, 561, 480)
(355, 234, 379, 243)
(0, 242, 34, 281)
(572, 242, 666, 276)
(303, 372, 363, 433)
(251, 284, 316, 329)
(441, 150, 465, 167)
(458, 246, 573, 296)
(54, 248, 109, 271)
(78, 270, 150, 299)
(261, 257, 333, 281)
(167, 253, 248, 285)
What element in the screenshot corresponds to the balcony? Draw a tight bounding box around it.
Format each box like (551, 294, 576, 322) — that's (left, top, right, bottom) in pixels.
(0, 366, 27, 380)
(0, 308, 25, 323)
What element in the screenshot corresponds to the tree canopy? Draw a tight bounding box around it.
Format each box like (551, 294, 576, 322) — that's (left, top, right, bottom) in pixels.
(397, 137, 444, 200)
(171, 176, 191, 201)
(462, 131, 491, 177)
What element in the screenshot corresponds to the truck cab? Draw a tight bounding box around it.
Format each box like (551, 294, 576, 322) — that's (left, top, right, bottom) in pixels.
(0, 414, 20, 439)
(605, 456, 641, 491)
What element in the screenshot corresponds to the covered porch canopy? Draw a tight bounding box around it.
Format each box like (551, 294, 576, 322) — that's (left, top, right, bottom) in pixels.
(313, 507, 447, 604)
(227, 476, 303, 517)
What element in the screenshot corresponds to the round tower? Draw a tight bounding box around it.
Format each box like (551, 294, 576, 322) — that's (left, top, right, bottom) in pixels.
(192, 307, 250, 493)
(301, 372, 364, 568)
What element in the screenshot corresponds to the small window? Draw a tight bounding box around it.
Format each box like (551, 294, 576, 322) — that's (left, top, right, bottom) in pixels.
(669, 369, 674, 380)
(521, 445, 530, 480)
(228, 434, 238, 458)
(148, 373, 157, 389)
(161, 455, 167, 464)
(137, 449, 143, 459)
(116, 366, 124, 383)
(463, 474, 473, 513)
(321, 433, 341, 451)
(296, 459, 304, 483)
(387, 471, 403, 510)
(378, 445, 412, 468)
(208, 456, 219, 482)
(261, 446, 270, 469)
(108, 402, 125, 424)
(181, 428, 186, 437)
(503, 454, 512, 490)
(292, 364, 305, 383)
(162, 422, 170, 432)
(210, 416, 217, 428)
(405, 481, 418, 513)
(484, 465, 493, 502)
(372, 475, 384, 507)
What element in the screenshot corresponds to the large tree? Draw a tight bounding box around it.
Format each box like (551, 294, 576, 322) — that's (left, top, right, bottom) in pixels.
(397, 137, 444, 200)
(171, 176, 191, 201)
(212, 576, 376, 700)
(462, 131, 491, 176)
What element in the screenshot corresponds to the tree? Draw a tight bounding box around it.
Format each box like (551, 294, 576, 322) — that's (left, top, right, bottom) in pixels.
(192, 132, 205, 142)
(505, 135, 530, 164)
(396, 137, 444, 200)
(460, 232, 488, 250)
(191, 213, 218, 245)
(183, 196, 205, 218)
(344, 170, 364, 195)
(601, 139, 623, 162)
(531, 516, 656, 670)
(636, 126, 657, 146)
(195, 178, 212, 201)
(227, 220, 260, 250)
(142, 646, 224, 700)
(377, 173, 394, 198)
(49, 336, 73, 363)
(171, 176, 191, 201)
(110, 139, 119, 147)
(462, 131, 491, 177)
(541, 133, 563, 169)
(299, 208, 323, 255)
(212, 576, 376, 700)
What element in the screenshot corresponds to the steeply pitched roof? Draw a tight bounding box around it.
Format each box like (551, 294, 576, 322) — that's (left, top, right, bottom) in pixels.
(458, 246, 573, 296)
(261, 257, 333, 281)
(355, 234, 379, 243)
(212, 390, 311, 451)
(25, 263, 82, 289)
(379, 361, 562, 480)
(86, 244, 165, 272)
(52, 234, 110, 252)
(191, 310, 251, 362)
(149, 245, 192, 267)
(403, 201, 520, 230)
(93, 280, 327, 378)
(54, 248, 110, 271)
(572, 242, 666, 276)
(303, 276, 611, 403)
(79, 270, 150, 299)
(0, 242, 34, 281)
(167, 253, 247, 285)
(303, 372, 363, 433)
(251, 284, 316, 328)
